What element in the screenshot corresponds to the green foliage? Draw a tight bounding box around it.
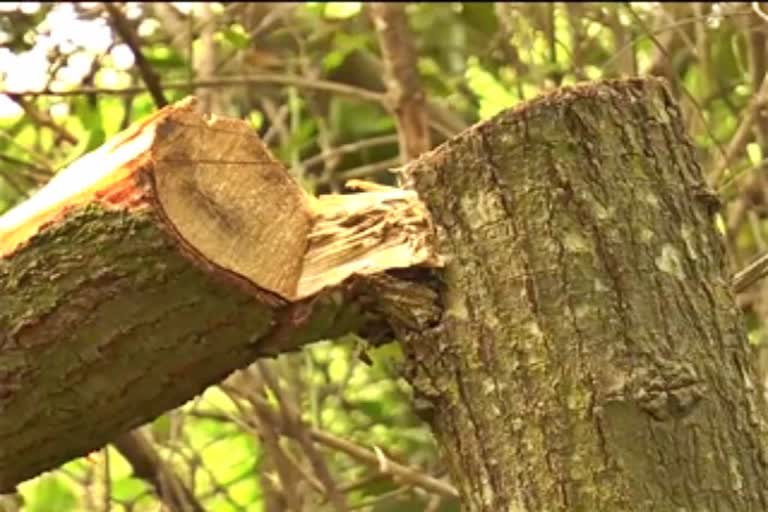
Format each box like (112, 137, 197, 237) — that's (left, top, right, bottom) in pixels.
(465, 56, 518, 119)
(218, 24, 252, 51)
(20, 476, 77, 512)
(144, 45, 187, 71)
(72, 97, 106, 154)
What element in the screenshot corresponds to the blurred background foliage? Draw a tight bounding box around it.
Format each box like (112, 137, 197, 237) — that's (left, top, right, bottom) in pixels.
(2, 2, 768, 511)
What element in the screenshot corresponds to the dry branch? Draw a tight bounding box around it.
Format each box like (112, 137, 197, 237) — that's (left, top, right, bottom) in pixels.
(112, 430, 204, 512)
(104, 3, 167, 108)
(369, 3, 431, 161)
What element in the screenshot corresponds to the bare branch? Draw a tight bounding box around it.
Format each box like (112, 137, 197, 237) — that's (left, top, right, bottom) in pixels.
(733, 252, 768, 293)
(103, 3, 168, 107)
(10, 73, 384, 104)
(112, 431, 204, 512)
(6, 95, 78, 145)
(368, 3, 431, 161)
(223, 380, 459, 499)
(255, 363, 349, 511)
(333, 156, 402, 183)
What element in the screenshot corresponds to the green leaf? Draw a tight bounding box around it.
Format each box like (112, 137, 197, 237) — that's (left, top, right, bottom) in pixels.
(111, 477, 148, 501)
(144, 45, 187, 69)
(330, 98, 394, 137)
(249, 110, 264, 131)
(323, 32, 368, 71)
(70, 98, 106, 158)
(747, 142, 762, 167)
(21, 476, 77, 512)
(324, 2, 362, 19)
(219, 24, 251, 50)
(97, 96, 127, 138)
(464, 57, 517, 119)
(151, 413, 172, 443)
(354, 399, 388, 422)
(461, 2, 498, 34)
(366, 341, 404, 375)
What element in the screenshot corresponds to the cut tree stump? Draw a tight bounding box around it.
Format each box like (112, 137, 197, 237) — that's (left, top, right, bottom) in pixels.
(395, 78, 768, 510)
(0, 97, 440, 490)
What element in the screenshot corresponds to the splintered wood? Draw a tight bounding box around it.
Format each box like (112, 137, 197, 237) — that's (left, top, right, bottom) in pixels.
(0, 96, 442, 302)
(299, 185, 441, 298)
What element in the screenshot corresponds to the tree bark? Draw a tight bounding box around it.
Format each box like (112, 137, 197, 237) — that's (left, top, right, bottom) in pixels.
(396, 78, 768, 510)
(0, 98, 438, 490)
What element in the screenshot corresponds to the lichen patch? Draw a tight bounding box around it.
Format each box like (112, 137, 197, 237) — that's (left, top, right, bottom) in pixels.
(639, 228, 654, 243)
(681, 224, 698, 260)
(460, 189, 505, 229)
(564, 232, 591, 253)
(643, 192, 660, 208)
(655, 244, 685, 280)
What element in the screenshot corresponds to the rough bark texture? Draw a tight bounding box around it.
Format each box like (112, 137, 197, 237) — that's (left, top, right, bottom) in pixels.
(0, 98, 438, 490)
(397, 78, 768, 510)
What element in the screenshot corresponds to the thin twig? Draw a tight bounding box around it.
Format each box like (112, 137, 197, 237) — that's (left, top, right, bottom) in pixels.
(6, 95, 78, 145)
(255, 363, 349, 512)
(368, 3, 431, 161)
(224, 378, 313, 511)
(7, 73, 467, 139)
(191, 3, 219, 113)
(298, 134, 399, 171)
(0, 130, 53, 169)
(733, 252, 768, 293)
(102, 446, 111, 512)
(221, 383, 458, 499)
(10, 73, 385, 104)
(710, 73, 768, 186)
(337, 472, 390, 493)
(250, 405, 305, 511)
(103, 3, 167, 108)
(260, 98, 291, 148)
(0, 155, 52, 184)
(334, 156, 402, 183)
(112, 431, 204, 512)
(604, 7, 753, 72)
(347, 484, 415, 510)
(753, 2, 768, 23)
(0, 169, 30, 199)
(303, 418, 458, 498)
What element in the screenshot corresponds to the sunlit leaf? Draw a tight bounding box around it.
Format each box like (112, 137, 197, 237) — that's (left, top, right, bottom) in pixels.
(465, 57, 517, 118)
(324, 2, 362, 20)
(111, 476, 148, 501)
(219, 23, 251, 50)
(21, 476, 77, 512)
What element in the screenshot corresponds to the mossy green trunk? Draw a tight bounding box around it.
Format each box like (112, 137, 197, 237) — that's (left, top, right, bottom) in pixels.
(399, 79, 768, 510)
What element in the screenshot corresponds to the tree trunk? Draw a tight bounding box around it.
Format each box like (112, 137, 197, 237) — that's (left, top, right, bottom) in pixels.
(396, 78, 768, 510)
